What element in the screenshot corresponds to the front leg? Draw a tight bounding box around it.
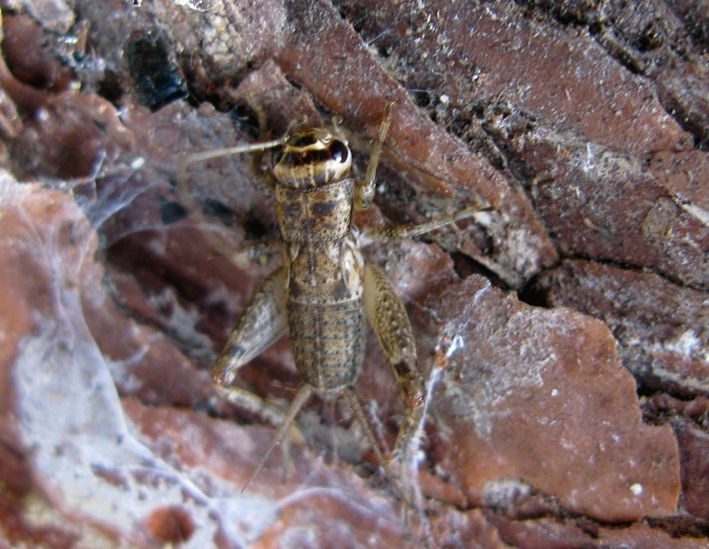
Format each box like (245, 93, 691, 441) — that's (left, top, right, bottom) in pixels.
(363, 264, 425, 467)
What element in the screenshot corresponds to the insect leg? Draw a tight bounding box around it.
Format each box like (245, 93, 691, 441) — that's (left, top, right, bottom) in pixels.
(342, 388, 420, 507)
(212, 266, 288, 385)
(362, 264, 425, 464)
(355, 103, 393, 212)
(341, 389, 389, 465)
(361, 205, 487, 242)
(212, 266, 289, 426)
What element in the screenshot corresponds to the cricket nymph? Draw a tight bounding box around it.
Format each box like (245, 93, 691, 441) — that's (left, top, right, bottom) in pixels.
(179, 104, 483, 498)
(218, 124, 368, 393)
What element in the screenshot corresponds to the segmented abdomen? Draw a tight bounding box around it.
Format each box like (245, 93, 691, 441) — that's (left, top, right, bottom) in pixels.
(287, 296, 365, 390)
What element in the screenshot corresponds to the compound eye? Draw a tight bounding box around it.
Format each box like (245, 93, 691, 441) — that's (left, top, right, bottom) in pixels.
(330, 140, 349, 163)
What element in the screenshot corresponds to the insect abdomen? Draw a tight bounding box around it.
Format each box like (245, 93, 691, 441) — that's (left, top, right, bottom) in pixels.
(287, 296, 365, 390)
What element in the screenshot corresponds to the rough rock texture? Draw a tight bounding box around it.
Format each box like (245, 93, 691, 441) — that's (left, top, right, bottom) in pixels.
(430, 275, 678, 522)
(532, 260, 709, 397)
(0, 0, 707, 547)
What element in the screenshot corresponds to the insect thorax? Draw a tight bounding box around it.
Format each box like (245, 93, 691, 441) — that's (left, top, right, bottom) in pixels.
(272, 125, 356, 242)
(275, 179, 355, 241)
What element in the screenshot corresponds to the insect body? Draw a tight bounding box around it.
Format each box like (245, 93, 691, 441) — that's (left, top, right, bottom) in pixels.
(179, 105, 481, 495)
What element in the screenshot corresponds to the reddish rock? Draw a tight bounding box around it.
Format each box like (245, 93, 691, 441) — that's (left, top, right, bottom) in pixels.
(143, 505, 195, 544)
(428, 275, 679, 522)
(0, 177, 432, 547)
(490, 514, 709, 549)
(122, 398, 427, 546)
(427, 508, 510, 549)
(0, 182, 136, 547)
(596, 521, 709, 549)
(532, 260, 709, 397)
(487, 515, 596, 549)
(2, 0, 708, 547)
(329, 1, 709, 289)
(674, 419, 709, 520)
(2, 14, 73, 92)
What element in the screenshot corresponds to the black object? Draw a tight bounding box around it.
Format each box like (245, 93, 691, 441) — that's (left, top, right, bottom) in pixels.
(126, 30, 187, 111)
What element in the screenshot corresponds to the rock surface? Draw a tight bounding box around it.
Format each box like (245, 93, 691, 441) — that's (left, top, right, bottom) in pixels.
(0, 1, 707, 547)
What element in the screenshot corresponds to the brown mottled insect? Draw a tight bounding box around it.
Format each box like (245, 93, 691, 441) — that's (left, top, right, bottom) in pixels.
(178, 104, 482, 497)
